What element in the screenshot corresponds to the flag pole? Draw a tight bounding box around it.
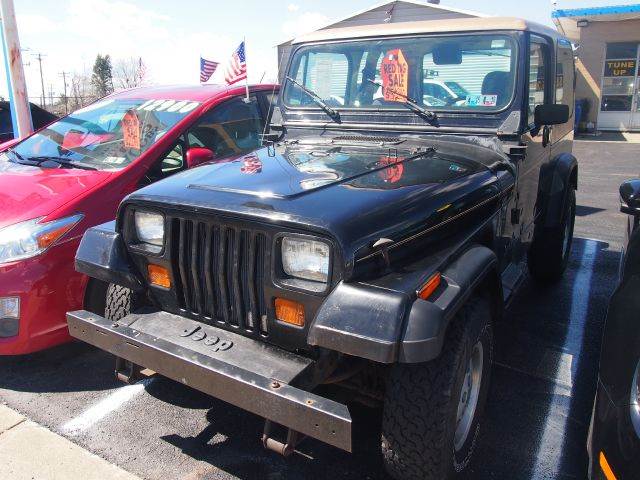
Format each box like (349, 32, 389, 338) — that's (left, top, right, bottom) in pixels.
(244, 37, 250, 102)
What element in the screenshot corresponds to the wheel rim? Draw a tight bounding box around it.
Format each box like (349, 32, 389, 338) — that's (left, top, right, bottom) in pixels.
(454, 341, 483, 451)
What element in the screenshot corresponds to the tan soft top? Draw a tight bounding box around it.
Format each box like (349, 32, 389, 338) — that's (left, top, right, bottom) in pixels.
(292, 17, 563, 44)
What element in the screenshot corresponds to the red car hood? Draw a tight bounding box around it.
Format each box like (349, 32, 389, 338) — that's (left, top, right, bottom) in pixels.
(0, 160, 112, 229)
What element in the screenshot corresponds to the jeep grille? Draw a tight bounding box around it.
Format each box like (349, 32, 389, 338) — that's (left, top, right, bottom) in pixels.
(170, 217, 269, 335)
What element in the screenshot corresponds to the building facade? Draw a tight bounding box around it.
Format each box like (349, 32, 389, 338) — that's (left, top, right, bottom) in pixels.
(554, 5, 640, 132)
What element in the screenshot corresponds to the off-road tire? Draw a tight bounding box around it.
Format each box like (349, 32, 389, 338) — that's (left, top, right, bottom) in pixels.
(104, 284, 135, 322)
(528, 188, 576, 283)
(381, 294, 493, 480)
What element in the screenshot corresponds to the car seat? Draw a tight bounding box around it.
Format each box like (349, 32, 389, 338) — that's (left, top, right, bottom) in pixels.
(481, 71, 511, 104)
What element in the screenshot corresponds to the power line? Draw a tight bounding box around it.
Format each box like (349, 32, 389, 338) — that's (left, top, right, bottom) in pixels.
(31, 52, 47, 108)
(59, 70, 71, 113)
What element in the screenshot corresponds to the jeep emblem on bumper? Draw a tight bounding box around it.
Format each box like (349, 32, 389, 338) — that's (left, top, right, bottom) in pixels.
(181, 325, 233, 352)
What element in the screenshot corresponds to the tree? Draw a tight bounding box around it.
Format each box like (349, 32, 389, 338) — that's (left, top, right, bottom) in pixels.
(91, 54, 114, 97)
(113, 57, 147, 90)
(70, 72, 94, 110)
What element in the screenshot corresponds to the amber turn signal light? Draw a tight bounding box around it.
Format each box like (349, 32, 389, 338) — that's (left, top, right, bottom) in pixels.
(418, 272, 441, 300)
(275, 298, 305, 327)
(37, 224, 76, 249)
(148, 264, 171, 288)
(599, 452, 618, 480)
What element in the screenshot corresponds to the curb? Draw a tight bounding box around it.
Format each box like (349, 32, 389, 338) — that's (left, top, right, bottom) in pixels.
(0, 403, 141, 480)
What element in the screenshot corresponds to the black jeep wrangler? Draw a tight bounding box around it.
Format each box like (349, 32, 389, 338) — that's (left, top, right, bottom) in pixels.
(68, 17, 577, 480)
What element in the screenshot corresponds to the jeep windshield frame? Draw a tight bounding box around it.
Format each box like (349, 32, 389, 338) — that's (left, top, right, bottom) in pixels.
(282, 32, 520, 120)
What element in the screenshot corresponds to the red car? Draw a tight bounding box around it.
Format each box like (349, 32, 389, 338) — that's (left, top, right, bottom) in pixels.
(0, 83, 278, 355)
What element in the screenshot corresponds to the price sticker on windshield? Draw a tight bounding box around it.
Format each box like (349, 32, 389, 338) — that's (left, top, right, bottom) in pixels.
(465, 94, 498, 107)
(122, 110, 141, 150)
(381, 49, 408, 102)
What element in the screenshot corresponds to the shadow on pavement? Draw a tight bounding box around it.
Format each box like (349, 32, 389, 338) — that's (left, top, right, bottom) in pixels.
(161, 401, 385, 480)
(576, 205, 606, 217)
(144, 376, 218, 410)
(0, 341, 120, 393)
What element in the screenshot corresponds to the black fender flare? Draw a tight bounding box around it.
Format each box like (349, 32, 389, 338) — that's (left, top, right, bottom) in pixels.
(308, 245, 501, 364)
(398, 245, 500, 363)
(75, 221, 144, 292)
(538, 152, 578, 229)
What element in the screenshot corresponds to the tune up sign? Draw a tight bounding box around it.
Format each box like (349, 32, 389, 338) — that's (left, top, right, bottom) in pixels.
(604, 59, 637, 77)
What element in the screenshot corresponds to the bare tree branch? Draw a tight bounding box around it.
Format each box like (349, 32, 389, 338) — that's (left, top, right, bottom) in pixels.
(113, 57, 148, 90)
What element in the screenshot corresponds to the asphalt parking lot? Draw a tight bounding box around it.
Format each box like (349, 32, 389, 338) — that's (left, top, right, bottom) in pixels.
(0, 136, 636, 480)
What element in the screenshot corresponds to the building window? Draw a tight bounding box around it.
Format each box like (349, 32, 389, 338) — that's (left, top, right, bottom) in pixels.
(600, 42, 638, 113)
(601, 95, 634, 112)
(606, 42, 639, 60)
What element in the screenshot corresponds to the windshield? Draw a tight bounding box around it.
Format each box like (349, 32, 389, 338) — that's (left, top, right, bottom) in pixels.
(10, 97, 200, 170)
(284, 34, 517, 112)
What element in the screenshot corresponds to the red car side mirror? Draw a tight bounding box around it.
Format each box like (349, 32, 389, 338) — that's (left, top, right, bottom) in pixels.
(185, 147, 215, 168)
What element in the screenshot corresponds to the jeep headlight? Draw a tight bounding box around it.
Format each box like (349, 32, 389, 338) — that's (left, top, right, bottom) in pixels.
(0, 214, 83, 264)
(281, 237, 330, 283)
(134, 211, 164, 247)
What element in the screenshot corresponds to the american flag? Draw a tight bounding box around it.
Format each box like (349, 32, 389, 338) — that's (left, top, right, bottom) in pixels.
(200, 57, 219, 83)
(224, 41, 247, 85)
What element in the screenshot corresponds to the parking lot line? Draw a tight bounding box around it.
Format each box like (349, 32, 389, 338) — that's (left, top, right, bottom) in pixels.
(61, 378, 154, 435)
(532, 239, 598, 475)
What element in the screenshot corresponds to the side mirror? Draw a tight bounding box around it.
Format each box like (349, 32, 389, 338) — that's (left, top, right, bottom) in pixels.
(620, 179, 640, 215)
(185, 147, 214, 168)
(535, 104, 570, 126)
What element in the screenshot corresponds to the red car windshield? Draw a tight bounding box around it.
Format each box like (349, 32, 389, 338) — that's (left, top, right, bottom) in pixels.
(10, 97, 200, 170)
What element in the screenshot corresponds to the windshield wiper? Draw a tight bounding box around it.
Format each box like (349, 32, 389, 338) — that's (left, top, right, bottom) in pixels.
(285, 76, 341, 123)
(6, 148, 26, 163)
(25, 155, 98, 170)
(367, 79, 438, 123)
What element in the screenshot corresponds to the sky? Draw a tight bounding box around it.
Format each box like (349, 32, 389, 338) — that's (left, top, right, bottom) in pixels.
(1, 0, 640, 102)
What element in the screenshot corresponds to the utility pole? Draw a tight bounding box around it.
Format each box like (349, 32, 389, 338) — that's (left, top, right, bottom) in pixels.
(59, 70, 70, 114)
(32, 52, 46, 108)
(0, 0, 33, 138)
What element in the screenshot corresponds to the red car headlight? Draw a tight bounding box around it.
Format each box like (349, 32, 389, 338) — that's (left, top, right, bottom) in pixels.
(0, 214, 83, 264)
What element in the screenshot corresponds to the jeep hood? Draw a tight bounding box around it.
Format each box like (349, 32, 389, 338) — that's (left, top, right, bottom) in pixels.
(125, 136, 513, 267)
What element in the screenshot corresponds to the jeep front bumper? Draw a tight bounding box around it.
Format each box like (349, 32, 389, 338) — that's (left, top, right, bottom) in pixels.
(67, 309, 352, 451)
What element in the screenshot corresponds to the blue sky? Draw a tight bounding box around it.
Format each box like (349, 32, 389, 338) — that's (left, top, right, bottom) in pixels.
(2, 0, 639, 101)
